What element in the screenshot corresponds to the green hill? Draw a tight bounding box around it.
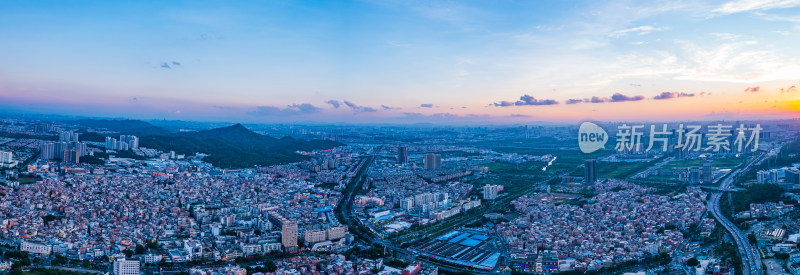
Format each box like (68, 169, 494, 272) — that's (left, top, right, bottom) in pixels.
(70, 119, 172, 136)
(140, 123, 341, 168)
(68, 120, 342, 168)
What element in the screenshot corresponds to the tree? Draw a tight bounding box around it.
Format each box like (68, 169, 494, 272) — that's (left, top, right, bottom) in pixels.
(135, 244, 146, 254)
(11, 258, 31, 268)
(264, 259, 277, 272)
(122, 249, 133, 258)
(747, 233, 757, 244)
(146, 240, 160, 249)
(687, 257, 699, 267)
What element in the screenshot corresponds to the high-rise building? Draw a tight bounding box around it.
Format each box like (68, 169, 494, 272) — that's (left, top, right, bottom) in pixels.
(64, 149, 80, 164)
(786, 168, 800, 185)
(58, 131, 79, 142)
(401, 198, 414, 210)
(120, 135, 139, 149)
(397, 146, 409, 164)
(106, 136, 136, 151)
(40, 143, 55, 160)
(689, 167, 701, 184)
(113, 258, 140, 275)
(73, 142, 87, 157)
(53, 142, 69, 160)
(584, 159, 596, 184)
(34, 123, 54, 133)
(105, 136, 115, 150)
(702, 159, 713, 184)
(483, 184, 499, 200)
(0, 150, 12, 163)
(424, 153, 442, 170)
(268, 211, 298, 250)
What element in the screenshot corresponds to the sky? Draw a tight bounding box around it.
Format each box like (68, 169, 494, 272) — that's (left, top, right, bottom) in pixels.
(1, 0, 800, 124)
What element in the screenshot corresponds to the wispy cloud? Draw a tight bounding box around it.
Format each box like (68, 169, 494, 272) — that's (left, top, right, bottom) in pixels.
(781, 85, 798, 93)
(713, 0, 800, 14)
(420, 103, 435, 108)
(590, 96, 606, 103)
(160, 61, 182, 69)
(610, 93, 645, 102)
(744, 86, 761, 92)
(566, 99, 584, 104)
(608, 25, 668, 38)
(493, 94, 558, 107)
(711, 32, 741, 40)
(343, 100, 377, 113)
(565, 93, 646, 104)
(653, 92, 695, 100)
(386, 41, 412, 48)
(325, 100, 341, 108)
(248, 103, 322, 116)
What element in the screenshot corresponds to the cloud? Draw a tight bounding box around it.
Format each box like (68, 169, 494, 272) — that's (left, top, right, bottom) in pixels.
(381, 105, 394, 110)
(565, 94, 645, 104)
(711, 32, 741, 41)
(198, 33, 224, 40)
(494, 94, 558, 107)
(566, 99, 584, 104)
(248, 103, 321, 116)
(343, 101, 377, 113)
(781, 85, 798, 93)
(420, 103, 435, 108)
(653, 92, 695, 100)
(398, 112, 491, 122)
(516, 94, 559, 105)
(287, 103, 321, 114)
(608, 25, 668, 38)
(160, 61, 181, 69)
(609, 93, 645, 102)
(387, 41, 412, 48)
(713, 0, 800, 14)
(745, 86, 761, 92)
(325, 100, 341, 108)
(493, 101, 515, 107)
(590, 96, 607, 103)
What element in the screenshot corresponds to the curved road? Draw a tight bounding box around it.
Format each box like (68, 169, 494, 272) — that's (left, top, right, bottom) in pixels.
(707, 155, 764, 275)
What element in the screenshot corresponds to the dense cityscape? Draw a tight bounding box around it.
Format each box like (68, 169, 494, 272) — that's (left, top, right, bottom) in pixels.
(0, 117, 798, 275)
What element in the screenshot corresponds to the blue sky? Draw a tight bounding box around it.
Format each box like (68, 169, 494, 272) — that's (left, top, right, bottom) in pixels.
(1, 0, 800, 123)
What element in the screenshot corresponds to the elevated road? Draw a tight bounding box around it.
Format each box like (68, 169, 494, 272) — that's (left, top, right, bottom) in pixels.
(707, 154, 765, 275)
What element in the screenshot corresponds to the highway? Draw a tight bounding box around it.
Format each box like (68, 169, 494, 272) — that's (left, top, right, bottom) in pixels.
(706, 154, 765, 275)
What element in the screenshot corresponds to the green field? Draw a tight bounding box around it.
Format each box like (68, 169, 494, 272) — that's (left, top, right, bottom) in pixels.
(475, 162, 549, 192)
(661, 157, 745, 171)
(492, 147, 609, 175)
(490, 146, 658, 180)
(594, 160, 660, 179)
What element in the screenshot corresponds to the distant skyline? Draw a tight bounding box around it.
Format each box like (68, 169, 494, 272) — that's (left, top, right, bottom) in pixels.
(1, 0, 800, 123)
